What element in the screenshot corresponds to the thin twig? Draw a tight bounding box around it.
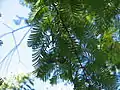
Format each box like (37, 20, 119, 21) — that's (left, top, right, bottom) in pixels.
(0, 25, 31, 39)
(0, 27, 32, 65)
(3, 23, 21, 63)
(5, 47, 16, 75)
(2, 23, 30, 70)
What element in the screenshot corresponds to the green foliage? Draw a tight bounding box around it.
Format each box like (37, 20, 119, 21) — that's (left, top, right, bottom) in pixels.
(22, 0, 120, 89)
(0, 73, 34, 89)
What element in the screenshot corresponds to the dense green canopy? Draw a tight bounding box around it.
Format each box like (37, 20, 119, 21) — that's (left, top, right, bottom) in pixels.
(22, 0, 120, 89)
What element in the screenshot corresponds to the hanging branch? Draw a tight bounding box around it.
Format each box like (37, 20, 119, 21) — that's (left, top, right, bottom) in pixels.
(52, 3, 93, 88)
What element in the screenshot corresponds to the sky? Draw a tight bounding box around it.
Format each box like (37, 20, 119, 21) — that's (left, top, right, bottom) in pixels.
(0, 0, 33, 76)
(0, 0, 73, 89)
